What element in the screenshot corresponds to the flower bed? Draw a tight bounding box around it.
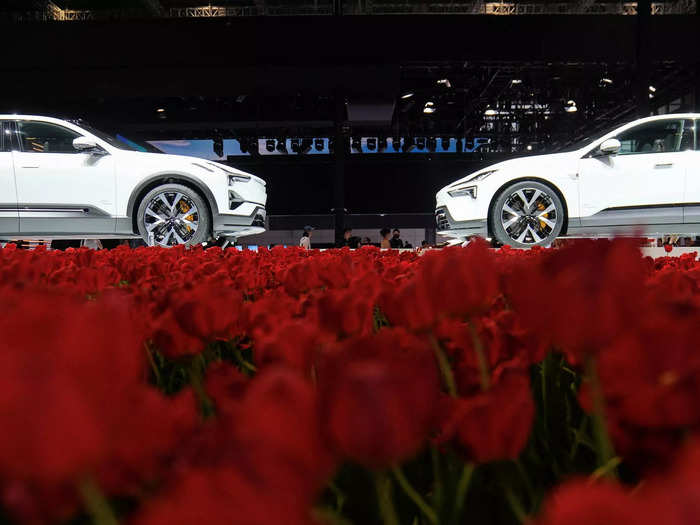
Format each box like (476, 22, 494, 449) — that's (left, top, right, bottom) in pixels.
(0, 240, 699, 525)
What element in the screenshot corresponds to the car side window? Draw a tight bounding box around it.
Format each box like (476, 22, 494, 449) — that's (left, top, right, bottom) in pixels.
(17, 121, 82, 154)
(615, 120, 684, 155)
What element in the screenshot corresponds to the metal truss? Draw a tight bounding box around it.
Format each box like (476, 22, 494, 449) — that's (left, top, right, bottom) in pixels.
(8, 0, 696, 22)
(366, 0, 695, 14)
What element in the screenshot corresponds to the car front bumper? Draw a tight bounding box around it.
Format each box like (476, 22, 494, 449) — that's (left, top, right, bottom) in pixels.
(213, 204, 266, 238)
(435, 206, 488, 240)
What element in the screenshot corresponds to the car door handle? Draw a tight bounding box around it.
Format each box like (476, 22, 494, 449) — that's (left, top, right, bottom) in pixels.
(654, 162, 674, 169)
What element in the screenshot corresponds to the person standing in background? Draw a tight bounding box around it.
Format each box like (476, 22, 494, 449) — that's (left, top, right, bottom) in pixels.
(380, 227, 391, 249)
(300, 225, 314, 249)
(390, 228, 404, 249)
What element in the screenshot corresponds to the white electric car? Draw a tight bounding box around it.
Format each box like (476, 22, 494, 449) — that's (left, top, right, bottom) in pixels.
(436, 114, 700, 247)
(0, 115, 267, 246)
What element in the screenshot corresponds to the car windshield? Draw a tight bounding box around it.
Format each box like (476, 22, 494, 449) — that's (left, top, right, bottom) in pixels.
(71, 121, 162, 153)
(555, 122, 624, 153)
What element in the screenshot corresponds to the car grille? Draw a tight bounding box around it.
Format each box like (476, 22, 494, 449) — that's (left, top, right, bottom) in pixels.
(435, 207, 450, 230)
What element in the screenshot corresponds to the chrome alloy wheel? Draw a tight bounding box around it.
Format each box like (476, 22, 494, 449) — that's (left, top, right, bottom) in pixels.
(500, 187, 558, 245)
(143, 192, 200, 246)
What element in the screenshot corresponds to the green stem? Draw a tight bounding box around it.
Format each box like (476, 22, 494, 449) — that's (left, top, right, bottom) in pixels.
(585, 355, 616, 476)
(450, 462, 475, 525)
(79, 478, 119, 525)
(144, 344, 161, 387)
(374, 471, 400, 525)
(233, 349, 258, 374)
(391, 467, 438, 525)
(467, 321, 490, 391)
(503, 485, 528, 524)
(430, 337, 458, 397)
(328, 481, 346, 512)
(591, 456, 622, 480)
(431, 447, 444, 513)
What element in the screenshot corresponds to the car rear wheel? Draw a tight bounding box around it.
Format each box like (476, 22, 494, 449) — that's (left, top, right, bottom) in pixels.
(489, 180, 564, 248)
(137, 183, 211, 246)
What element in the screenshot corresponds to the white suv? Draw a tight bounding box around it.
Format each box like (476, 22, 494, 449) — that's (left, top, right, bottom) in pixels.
(437, 114, 699, 247)
(0, 115, 267, 246)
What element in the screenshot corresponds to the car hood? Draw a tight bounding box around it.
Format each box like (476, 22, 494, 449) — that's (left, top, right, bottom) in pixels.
(116, 150, 266, 185)
(446, 152, 579, 188)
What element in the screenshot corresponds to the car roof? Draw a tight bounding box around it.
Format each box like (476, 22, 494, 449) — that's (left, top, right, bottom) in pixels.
(0, 115, 73, 123)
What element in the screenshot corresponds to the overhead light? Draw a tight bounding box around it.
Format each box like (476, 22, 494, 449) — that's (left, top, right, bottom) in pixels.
(649, 85, 656, 92)
(401, 92, 414, 99)
(425, 101, 435, 107)
(156, 108, 165, 113)
(600, 77, 613, 85)
(649, 93, 654, 99)
(511, 79, 523, 85)
(526, 144, 533, 151)
(424, 106, 436, 114)
(564, 99, 578, 113)
(437, 78, 452, 88)
(484, 107, 498, 116)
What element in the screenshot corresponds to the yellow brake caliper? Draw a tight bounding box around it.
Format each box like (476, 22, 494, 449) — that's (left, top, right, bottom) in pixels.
(178, 201, 194, 232)
(537, 202, 547, 230)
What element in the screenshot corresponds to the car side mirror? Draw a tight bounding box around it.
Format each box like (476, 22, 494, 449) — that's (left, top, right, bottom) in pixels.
(73, 136, 107, 155)
(598, 138, 621, 156)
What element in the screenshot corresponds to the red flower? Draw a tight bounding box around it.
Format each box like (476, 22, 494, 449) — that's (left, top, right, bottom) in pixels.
(319, 329, 441, 468)
(437, 372, 534, 463)
(536, 480, 649, 525)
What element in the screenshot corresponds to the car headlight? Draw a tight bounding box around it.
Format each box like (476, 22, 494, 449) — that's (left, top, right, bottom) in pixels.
(448, 185, 477, 199)
(467, 169, 498, 183)
(228, 174, 251, 185)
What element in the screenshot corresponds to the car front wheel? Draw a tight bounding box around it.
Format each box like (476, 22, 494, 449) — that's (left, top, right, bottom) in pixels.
(489, 180, 564, 248)
(137, 183, 211, 246)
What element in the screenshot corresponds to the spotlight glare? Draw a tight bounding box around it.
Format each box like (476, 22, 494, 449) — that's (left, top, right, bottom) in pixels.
(649, 85, 657, 92)
(156, 108, 165, 113)
(423, 107, 436, 114)
(401, 92, 415, 99)
(601, 77, 613, 85)
(511, 79, 523, 85)
(526, 144, 533, 151)
(484, 108, 498, 116)
(437, 78, 452, 88)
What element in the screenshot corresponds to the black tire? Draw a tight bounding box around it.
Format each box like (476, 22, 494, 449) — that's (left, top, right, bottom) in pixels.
(136, 183, 211, 246)
(489, 180, 565, 248)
